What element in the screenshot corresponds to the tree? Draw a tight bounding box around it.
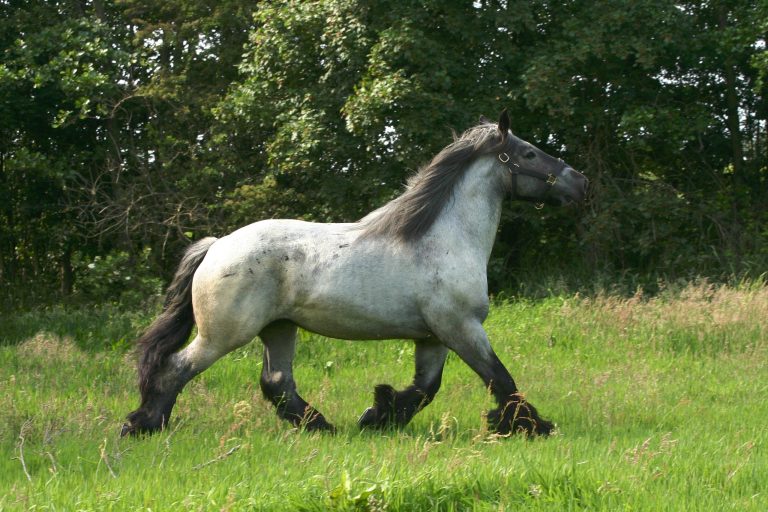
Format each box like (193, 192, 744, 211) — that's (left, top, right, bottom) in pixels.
(219, 0, 767, 286)
(0, 0, 258, 305)
(1, 1, 132, 302)
(2, 0, 766, 306)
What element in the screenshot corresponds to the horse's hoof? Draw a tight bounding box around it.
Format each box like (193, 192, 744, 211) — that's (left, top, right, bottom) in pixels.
(514, 417, 554, 437)
(303, 415, 336, 433)
(120, 422, 136, 437)
(533, 418, 555, 436)
(357, 407, 379, 428)
(487, 399, 554, 438)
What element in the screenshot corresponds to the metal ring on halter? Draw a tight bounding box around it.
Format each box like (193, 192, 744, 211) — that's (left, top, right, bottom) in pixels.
(534, 203, 545, 210)
(498, 152, 510, 163)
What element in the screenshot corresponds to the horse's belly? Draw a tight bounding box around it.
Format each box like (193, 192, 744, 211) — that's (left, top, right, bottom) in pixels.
(294, 321, 431, 341)
(289, 303, 431, 341)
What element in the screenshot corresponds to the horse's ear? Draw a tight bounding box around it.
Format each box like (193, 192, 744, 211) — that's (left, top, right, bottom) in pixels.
(497, 109, 510, 138)
(479, 114, 491, 124)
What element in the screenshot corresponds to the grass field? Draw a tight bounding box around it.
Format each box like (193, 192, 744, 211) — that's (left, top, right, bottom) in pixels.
(1, 282, 767, 510)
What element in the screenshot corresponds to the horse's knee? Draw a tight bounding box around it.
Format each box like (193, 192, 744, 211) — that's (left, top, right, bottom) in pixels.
(259, 370, 294, 406)
(141, 355, 194, 399)
(420, 377, 441, 405)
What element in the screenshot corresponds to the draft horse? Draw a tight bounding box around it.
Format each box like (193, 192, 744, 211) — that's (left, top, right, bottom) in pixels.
(121, 110, 588, 437)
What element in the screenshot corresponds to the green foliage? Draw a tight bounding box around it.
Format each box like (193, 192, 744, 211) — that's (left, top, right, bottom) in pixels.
(73, 248, 164, 308)
(2, 0, 767, 306)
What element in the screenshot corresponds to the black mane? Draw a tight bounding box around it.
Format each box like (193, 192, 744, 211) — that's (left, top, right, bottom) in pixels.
(360, 121, 508, 241)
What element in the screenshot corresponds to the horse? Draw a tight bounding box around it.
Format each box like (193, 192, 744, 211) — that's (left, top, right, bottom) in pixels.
(121, 110, 588, 438)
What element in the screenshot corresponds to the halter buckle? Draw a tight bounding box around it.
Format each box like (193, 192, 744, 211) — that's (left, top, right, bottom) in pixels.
(546, 174, 557, 186)
(534, 202, 545, 210)
(498, 152, 510, 163)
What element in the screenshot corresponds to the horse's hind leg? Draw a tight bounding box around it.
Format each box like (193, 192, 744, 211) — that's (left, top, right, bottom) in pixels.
(358, 338, 448, 429)
(124, 352, 193, 435)
(259, 321, 334, 432)
(124, 334, 236, 436)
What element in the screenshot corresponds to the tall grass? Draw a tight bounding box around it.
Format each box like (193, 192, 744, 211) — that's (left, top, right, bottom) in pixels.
(1, 281, 766, 510)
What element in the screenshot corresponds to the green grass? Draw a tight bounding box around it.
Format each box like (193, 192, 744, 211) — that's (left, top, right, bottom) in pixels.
(1, 282, 767, 510)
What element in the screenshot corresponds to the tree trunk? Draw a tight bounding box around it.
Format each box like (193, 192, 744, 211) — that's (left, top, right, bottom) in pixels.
(719, 10, 744, 179)
(60, 246, 74, 297)
(719, 8, 745, 270)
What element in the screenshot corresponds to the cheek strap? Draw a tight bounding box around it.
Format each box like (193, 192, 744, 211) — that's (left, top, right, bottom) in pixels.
(498, 152, 560, 209)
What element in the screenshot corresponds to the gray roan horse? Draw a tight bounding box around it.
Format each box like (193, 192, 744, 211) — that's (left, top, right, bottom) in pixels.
(121, 110, 588, 438)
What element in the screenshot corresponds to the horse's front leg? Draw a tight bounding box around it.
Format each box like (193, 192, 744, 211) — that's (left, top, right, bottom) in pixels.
(358, 338, 448, 430)
(435, 319, 553, 436)
(259, 320, 334, 432)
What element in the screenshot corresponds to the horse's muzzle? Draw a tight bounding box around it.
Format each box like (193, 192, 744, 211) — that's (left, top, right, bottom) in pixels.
(561, 167, 588, 204)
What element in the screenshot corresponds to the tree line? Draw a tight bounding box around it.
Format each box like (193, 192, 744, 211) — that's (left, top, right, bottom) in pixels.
(1, 0, 766, 308)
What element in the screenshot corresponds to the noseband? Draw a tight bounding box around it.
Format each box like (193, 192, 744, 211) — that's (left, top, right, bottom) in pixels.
(498, 152, 563, 209)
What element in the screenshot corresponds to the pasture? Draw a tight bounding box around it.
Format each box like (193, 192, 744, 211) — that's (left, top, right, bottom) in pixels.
(1, 282, 766, 510)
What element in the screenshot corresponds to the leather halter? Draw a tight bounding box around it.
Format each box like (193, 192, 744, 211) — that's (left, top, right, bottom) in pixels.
(498, 152, 563, 209)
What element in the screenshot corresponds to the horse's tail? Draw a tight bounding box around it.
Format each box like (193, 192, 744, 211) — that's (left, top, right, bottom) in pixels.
(137, 237, 217, 398)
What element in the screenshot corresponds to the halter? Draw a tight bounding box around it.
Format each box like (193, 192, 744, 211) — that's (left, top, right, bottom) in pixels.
(498, 152, 562, 209)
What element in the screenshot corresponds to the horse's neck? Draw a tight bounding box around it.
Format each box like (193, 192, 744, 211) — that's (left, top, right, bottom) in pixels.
(430, 156, 505, 261)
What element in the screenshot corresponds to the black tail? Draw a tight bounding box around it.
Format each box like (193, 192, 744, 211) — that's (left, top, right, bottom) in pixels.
(136, 237, 217, 400)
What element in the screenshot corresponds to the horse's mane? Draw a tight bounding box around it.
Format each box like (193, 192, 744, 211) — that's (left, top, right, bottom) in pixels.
(359, 121, 507, 241)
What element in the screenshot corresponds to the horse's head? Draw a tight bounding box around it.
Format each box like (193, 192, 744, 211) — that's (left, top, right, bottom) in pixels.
(494, 110, 588, 208)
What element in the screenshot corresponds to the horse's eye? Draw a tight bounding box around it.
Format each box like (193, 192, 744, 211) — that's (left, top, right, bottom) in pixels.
(524, 150, 536, 160)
